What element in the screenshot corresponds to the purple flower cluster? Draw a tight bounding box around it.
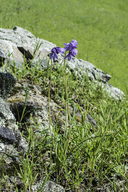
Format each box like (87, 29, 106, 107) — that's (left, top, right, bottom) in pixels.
(50, 47, 65, 62)
(50, 39, 78, 61)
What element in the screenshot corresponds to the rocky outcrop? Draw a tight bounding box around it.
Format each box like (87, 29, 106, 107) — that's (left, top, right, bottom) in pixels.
(0, 26, 124, 100)
(0, 26, 125, 191)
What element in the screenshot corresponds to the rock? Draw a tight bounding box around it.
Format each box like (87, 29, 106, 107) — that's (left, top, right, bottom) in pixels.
(0, 72, 16, 98)
(0, 126, 17, 144)
(55, 56, 124, 100)
(0, 175, 65, 192)
(0, 50, 5, 59)
(0, 50, 6, 66)
(0, 26, 126, 191)
(0, 26, 52, 71)
(0, 96, 28, 165)
(32, 180, 65, 192)
(0, 26, 125, 100)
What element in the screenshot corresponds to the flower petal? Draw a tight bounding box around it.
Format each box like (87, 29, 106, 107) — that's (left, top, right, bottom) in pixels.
(71, 49, 78, 56)
(58, 47, 65, 54)
(64, 53, 72, 61)
(71, 39, 78, 47)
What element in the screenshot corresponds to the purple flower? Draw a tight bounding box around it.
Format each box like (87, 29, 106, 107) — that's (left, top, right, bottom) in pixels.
(50, 39, 78, 62)
(64, 49, 78, 61)
(63, 39, 78, 51)
(50, 47, 65, 61)
(70, 48, 78, 57)
(71, 39, 78, 47)
(58, 47, 65, 54)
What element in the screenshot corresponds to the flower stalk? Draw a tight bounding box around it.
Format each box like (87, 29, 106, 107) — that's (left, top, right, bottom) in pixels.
(63, 51, 69, 137)
(49, 39, 78, 167)
(48, 59, 53, 133)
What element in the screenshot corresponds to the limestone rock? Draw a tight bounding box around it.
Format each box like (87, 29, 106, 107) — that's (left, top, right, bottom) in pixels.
(32, 180, 65, 192)
(0, 26, 52, 71)
(0, 126, 17, 144)
(0, 72, 16, 99)
(0, 26, 125, 100)
(0, 95, 28, 153)
(1, 175, 65, 192)
(0, 97, 28, 165)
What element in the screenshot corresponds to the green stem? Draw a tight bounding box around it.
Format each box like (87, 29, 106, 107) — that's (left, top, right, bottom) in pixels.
(48, 59, 53, 134)
(63, 52, 68, 135)
(63, 52, 71, 156)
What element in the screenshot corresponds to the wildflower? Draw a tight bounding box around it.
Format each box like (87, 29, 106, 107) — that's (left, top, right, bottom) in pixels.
(64, 48, 78, 61)
(63, 39, 78, 51)
(50, 39, 78, 62)
(50, 47, 65, 61)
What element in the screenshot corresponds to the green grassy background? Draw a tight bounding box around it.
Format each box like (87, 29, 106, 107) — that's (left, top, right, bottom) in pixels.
(0, 0, 128, 95)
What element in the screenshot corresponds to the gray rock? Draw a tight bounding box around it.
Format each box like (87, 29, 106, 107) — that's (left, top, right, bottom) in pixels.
(0, 50, 5, 58)
(0, 26, 125, 100)
(0, 26, 52, 72)
(0, 97, 28, 165)
(32, 180, 65, 192)
(0, 40, 24, 69)
(0, 72, 16, 98)
(0, 50, 6, 67)
(0, 126, 17, 144)
(97, 81, 124, 100)
(1, 175, 65, 192)
(56, 56, 124, 100)
(9, 100, 53, 137)
(0, 97, 16, 128)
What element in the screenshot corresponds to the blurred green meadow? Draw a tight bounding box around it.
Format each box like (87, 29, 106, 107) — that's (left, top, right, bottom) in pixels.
(0, 0, 128, 95)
